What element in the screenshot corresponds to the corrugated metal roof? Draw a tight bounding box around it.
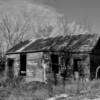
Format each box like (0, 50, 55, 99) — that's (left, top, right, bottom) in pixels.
(66, 34, 97, 52)
(50, 34, 98, 52)
(6, 34, 99, 54)
(7, 40, 30, 53)
(23, 38, 54, 52)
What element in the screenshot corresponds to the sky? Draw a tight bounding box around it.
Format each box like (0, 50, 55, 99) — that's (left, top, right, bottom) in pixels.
(42, 0, 100, 33)
(1, 0, 100, 33)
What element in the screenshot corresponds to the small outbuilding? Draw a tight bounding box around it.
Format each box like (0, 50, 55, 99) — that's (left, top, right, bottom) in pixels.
(6, 33, 100, 82)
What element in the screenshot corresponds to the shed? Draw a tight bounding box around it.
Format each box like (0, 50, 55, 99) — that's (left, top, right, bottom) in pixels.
(6, 33, 100, 81)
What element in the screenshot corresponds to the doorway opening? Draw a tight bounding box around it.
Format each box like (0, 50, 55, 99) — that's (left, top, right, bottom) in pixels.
(50, 54, 59, 73)
(73, 59, 79, 72)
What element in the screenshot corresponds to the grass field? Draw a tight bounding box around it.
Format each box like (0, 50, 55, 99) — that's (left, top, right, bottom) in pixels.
(0, 76, 100, 100)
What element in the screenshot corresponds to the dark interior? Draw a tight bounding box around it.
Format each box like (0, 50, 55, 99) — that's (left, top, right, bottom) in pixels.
(90, 38, 100, 79)
(73, 59, 79, 72)
(51, 54, 59, 73)
(90, 55, 100, 79)
(20, 53, 27, 76)
(7, 58, 14, 78)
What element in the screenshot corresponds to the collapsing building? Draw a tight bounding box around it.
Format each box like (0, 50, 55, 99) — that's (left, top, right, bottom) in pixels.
(6, 33, 100, 82)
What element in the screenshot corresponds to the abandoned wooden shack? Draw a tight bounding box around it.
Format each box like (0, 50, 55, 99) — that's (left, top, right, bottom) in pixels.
(6, 33, 100, 82)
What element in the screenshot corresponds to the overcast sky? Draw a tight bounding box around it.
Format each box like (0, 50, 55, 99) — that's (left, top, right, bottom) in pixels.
(42, 0, 100, 33)
(1, 0, 100, 33)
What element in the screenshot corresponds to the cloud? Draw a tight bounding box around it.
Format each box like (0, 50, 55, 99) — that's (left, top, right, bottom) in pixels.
(0, 0, 44, 4)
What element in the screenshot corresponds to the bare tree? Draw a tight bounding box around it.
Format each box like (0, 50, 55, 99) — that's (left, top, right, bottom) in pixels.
(56, 16, 68, 36)
(0, 2, 65, 52)
(35, 24, 53, 38)
(67, 21, 89, 35)
(0, 12, 30, 50)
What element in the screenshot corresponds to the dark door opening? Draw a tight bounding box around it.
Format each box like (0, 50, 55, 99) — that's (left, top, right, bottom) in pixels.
(20, 53, 27, 76)
(97, 68, 100, 79)
(50, 53, 59, 85)
(7, 58, 14, 78)
(73, 59, 79, 72)
(90, 55, 100, 79)
(73, 59, 82, 79)
(51, 54, 59, 73)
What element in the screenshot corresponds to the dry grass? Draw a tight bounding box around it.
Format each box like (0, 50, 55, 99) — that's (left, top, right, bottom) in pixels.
(0, 77, 100, 100)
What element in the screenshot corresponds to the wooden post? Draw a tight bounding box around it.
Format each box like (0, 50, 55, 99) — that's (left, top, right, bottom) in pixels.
(74, 71, 80, 94)
(42, 60, 47, 83)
